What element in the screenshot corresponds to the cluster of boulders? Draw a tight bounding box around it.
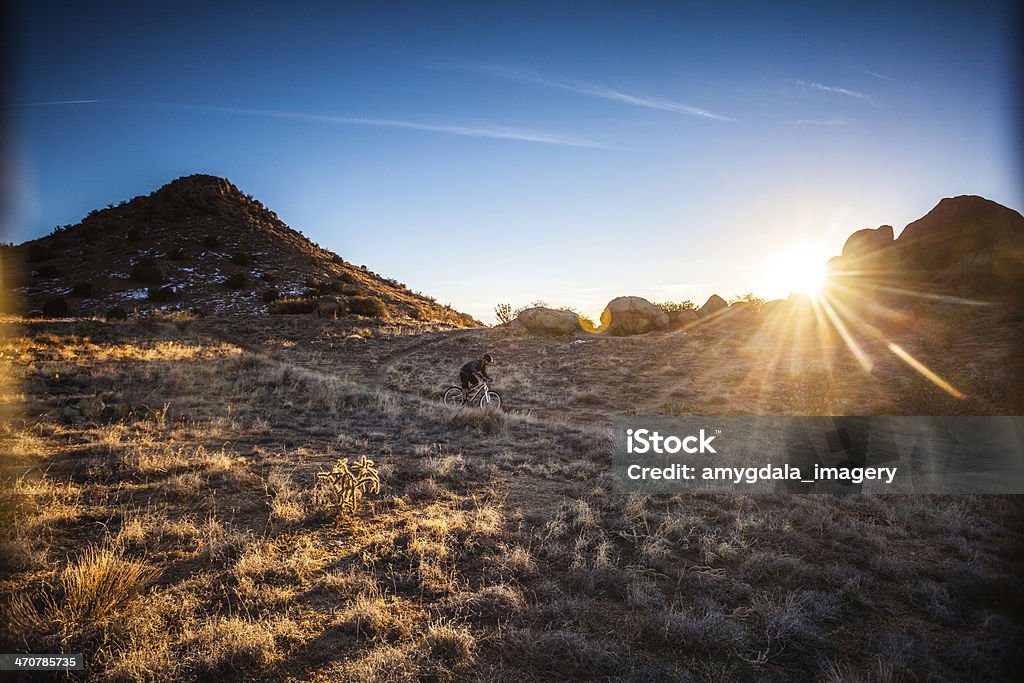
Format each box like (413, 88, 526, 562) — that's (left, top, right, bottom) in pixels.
(509, 293, 749, 337)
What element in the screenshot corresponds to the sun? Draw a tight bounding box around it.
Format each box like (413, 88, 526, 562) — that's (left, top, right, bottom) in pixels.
(762, 246, 829, 298)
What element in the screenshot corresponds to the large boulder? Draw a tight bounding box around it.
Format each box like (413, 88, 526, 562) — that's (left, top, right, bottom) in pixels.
(697, 294, 728, 318)
(842, 225, 894, 258)
(517, 307, 580, 336)
(667, 309, 699, 329)
(896, 196, 1024, 274)
(599, 296, 670, 335)
(317, 295, 346, 319)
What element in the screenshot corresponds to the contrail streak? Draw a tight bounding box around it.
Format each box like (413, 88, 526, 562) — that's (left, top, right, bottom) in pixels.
(153, 101, 617, 149)
(23, 99, 99, 106)
(443, 63, 731, 121)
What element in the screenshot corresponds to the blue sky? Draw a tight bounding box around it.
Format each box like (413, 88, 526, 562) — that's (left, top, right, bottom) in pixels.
(6, 1, 1021, 321)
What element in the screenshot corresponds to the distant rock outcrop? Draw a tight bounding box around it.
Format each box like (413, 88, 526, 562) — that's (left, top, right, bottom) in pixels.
(826, 195, 1024, 296)
(517, 307, 580, 336)
(697, 294, 728, 318)
(842, 225, 894, 258)
(599, 296, 669, 335)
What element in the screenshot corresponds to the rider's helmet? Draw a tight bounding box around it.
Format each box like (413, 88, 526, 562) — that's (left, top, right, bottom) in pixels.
(482, 353, 493, 363)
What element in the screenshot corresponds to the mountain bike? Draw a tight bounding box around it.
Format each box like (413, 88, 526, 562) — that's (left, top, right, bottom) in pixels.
(442, 380, 502, 410)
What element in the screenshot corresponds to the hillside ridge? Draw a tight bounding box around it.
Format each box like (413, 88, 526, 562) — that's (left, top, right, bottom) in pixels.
(2, 174, 479, 325)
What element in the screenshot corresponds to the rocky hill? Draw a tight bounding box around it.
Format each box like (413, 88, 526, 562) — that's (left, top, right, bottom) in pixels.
(1, 174, 478, 325)
(826, 195, 1024, 297)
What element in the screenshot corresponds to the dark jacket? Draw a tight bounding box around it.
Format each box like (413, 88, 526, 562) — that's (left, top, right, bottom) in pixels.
(460, 358, 492, 382)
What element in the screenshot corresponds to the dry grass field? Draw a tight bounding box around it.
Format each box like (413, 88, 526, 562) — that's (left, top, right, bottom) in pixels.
(1, 302, 1022, 681)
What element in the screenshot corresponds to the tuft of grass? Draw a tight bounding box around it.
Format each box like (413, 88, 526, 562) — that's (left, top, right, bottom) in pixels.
(6, 541, 157, 643)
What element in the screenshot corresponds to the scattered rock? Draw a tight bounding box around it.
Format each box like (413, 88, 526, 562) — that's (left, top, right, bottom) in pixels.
(517, 307, 580, 336)
(599, 296, 670, 335)
(697, 294, 728, 318)
(61, 405, 84, 423)
(76, 396, 105, 419)
(667, 309, 699, 329)
(101, 403, 130, 421)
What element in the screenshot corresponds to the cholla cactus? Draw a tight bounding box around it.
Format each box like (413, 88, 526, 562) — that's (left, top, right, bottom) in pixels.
(316, 456, 380, 514)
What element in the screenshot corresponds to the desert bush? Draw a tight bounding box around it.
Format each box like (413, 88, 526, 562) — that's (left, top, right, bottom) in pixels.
(7, 542, 156, 643)
(260, 289, 279, 303)
(336, 271, 357, 284)
(168, 247, 186, 261)
(183, 616, 281, 677)
(126, 228, 142, 241)
(223, 272, 247, 289)
(730, 292, 767, 311)
(349, 295, 388, 318)
(269, 297, 318, 315)
(202, 235, 220, 249)
(421, 623, 476, 672)
(33, 264, 59, 278)
(51, 543, 156, 632)
(230, 251, 251, 266)
(70, 282, 94, 297)
(495, 303, 515, 324)
(657, 300, 697, 312)
(27, 242, 54, 262)
(105, 306, 129, 321)
(130, 257, 168, 284)
(314, 456, 380, 514)
(407, 304, 426, 320)
(42, 296, 70, 317)
(259, 271, 276, 282)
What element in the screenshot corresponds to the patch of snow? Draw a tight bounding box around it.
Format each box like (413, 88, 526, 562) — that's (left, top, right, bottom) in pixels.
(122, 289, 149, 300)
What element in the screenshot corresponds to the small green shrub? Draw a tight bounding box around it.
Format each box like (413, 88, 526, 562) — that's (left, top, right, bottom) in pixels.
(70, 282, 94, 297)
(657, 300, 697, 313)
(269, 297, 318, 315)
(126, 228, 142, 241)
(202, 235, 221, 249)
(34, 264, 59, 278)
(168, 247, 187, 261)
(349, 296, 388, 318)
(260, 289, 280, 303)
(230, 251, 251, 266)
(494, 303, 514, 324)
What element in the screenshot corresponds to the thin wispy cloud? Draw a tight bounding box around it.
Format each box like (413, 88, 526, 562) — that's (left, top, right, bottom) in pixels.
(797, 80, 880, 107)
(792, 118, 849, 126)
(444, 63, 732, 121)
(151, 101, 616, 149)
(857, 68, 900, 84)
(23, 99, 99, 106)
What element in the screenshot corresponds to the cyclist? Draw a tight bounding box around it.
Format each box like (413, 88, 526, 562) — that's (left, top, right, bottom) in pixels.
(460, 353, 494, 402)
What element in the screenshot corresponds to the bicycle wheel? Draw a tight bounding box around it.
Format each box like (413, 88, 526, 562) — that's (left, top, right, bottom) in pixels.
(479, 390, 502, 410)
(443, 386, 466, 408)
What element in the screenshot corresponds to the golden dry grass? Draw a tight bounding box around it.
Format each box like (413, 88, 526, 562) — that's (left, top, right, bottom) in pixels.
(0, 306, 1021, 680)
